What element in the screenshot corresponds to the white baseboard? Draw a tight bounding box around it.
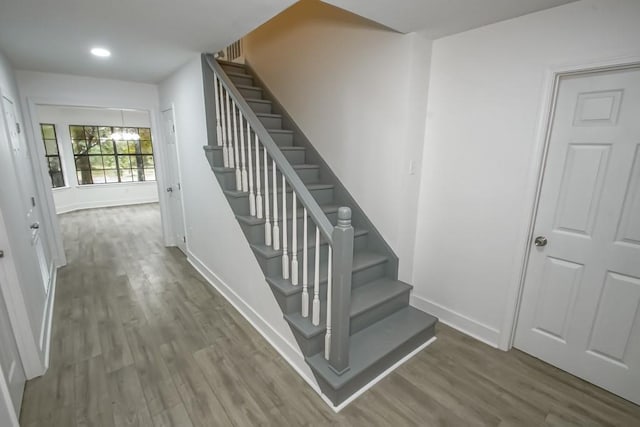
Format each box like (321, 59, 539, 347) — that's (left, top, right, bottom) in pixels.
(411, 294, 501, 348)
(186, 252, 322, 390)
(55, 198, 159, 214)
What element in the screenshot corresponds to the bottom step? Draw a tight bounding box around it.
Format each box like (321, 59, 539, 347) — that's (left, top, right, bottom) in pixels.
(306, 306, 437, 406)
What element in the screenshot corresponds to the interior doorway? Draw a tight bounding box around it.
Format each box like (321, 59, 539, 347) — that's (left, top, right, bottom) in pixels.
(515, 65, 640, 405)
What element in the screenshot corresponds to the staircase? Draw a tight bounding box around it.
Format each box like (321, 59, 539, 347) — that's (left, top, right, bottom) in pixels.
(202, 55, 437, 407)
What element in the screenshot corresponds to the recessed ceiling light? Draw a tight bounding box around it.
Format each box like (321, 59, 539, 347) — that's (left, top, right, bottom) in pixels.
(90, 47, 111, 58)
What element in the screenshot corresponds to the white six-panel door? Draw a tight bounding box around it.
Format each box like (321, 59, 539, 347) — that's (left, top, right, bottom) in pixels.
(515, 67, 640, 404)
(161, 108, 187, 253)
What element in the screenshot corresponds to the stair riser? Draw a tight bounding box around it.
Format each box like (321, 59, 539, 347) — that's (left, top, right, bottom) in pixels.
(229, 74, 253, 86)
(239, 211, 339, 245)
(247, 101, 272, 114)
(214, 167, 320, 191)
(221, 64, 248, 75)
(256, 232, 369, 278)
(206, 147, 306, 168)
(312, 325, 436, 406)
(226, 187, 334, 216)
(269, 131, 294, 147)
(238, 87, 263, 99)
(258, 116, 282, 129)
(350, 291, 410, 336)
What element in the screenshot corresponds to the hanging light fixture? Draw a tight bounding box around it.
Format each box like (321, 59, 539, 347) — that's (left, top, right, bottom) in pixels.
(111, 109, 140, 141)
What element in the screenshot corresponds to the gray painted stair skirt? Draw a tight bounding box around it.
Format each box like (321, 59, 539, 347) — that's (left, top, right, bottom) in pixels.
(201, 54, 437, 408)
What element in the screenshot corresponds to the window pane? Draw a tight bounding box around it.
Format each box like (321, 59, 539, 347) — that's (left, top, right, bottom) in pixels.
(144, 169, 156, 181)
(41, 124, 55, 140)
(115, 140, 129, 154)
(99, 126, 112, 140)
(51, 172, 65, 188)
(77, 170, 92, 185)
(105, 170, 119, 183)
(70, 126, 85, 140)
(88, 142, 102, 155)
(140, 139, 153, 154)
(75, 156, 90, 171)
(118, 155, 131, 169)
(102, 155, 116, 169)
(119, 169, 133, 182)
(44, 139, 58, 155)
(131, 170, 142, 182)
(84, 126, 98, 140)
(100, 140, 115, 154)
(72, 140, 87, 154)
(89, 156, 104, 170)
(131, 155, 143, 169)
(142, 155, 154, 168)
(91, 170, 106, 184)
(139, 128, 151, 140)
(128, 141, 140, 154)
(48, 157, 61, 173)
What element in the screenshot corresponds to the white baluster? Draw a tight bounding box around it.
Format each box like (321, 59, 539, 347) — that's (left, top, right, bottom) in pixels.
(232, 101, 241, 191)
(282, 174, 289, 280)
(220, 84, 229, 167)
(263, 149, 271, 246)
(325, 246, 332, 360)
(301, 209, 309, 317)
(272, 159, 280, 251)
(291, 192, 298, 285)
(247, 121, 255, 216)
(255, 134, 263, 219)
(225, 92, 234, 168)
(213, 76, 223, 147)
(240, 114, 248, 193)
(312, 226, 320, 326)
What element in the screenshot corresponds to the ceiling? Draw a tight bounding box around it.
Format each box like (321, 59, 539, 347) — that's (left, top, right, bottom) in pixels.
(321, 0, 579, 37)
(0, 0, 578, 84)
(0, 0, 296, 83)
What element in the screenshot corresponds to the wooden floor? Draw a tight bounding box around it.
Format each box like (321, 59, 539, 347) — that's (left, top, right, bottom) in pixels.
(20, 203, 640, 426)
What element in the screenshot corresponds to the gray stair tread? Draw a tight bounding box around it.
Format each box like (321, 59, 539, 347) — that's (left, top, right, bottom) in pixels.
(306, 306, 437, 389)
(217, 59, 246, 68)
(255, 112, 282, 118)
(283, 278, 413, 339)
(223, 183, 333, 198)
(226, 71, 251, 78)
(246, 98, 272, 105)
(251, 228, 368, 259)
(236, 84, 262, 91)
(236, 204, 339, 226)
(266, 251, 388, 297)
(204, 145, 305, 152)
(267, 129, 293, 134)
(214, 163, 319, 174)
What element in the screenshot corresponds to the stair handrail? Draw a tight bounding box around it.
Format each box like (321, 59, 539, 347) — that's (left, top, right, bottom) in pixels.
(204, 54, 334, 244)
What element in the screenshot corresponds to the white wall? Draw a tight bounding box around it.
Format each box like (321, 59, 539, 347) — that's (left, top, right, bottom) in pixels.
(411, 0, 640, 348)
(243, 0, 432, 281)
(158, 56, 317, 387)
(0, 49, 55, 380)
(36, 105, 158, 213)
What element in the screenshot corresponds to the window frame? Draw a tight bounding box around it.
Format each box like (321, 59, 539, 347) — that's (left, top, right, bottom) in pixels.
(39, 123, 66, 188)
(68, 124, 156, 186)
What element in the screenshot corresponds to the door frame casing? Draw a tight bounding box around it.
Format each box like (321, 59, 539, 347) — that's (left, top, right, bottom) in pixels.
(500, 55, 640, 351)
(161, 103, 188, 252)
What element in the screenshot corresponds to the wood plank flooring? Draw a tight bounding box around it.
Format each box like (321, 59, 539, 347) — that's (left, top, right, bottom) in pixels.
(20, 203, 640, 426)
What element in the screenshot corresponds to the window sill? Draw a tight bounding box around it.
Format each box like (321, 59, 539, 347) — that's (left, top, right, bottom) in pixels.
(75, 181, 157, 189)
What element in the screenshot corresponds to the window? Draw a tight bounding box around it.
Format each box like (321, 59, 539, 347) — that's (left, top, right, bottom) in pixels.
(69, 125, 155, 185)
(40, 124, 65, 188)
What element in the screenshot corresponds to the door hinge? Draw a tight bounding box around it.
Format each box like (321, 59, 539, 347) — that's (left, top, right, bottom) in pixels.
(16, 122, 20, 134)
(183, 236, 186, 243)
(177, 182, 181, 190)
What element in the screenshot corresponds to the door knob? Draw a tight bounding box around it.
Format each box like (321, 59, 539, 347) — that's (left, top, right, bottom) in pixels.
(166, 187, 173, 193)
(0, 249, 4, 258)
(534, 236, 548, 247)
(30, 222, 40, 230)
